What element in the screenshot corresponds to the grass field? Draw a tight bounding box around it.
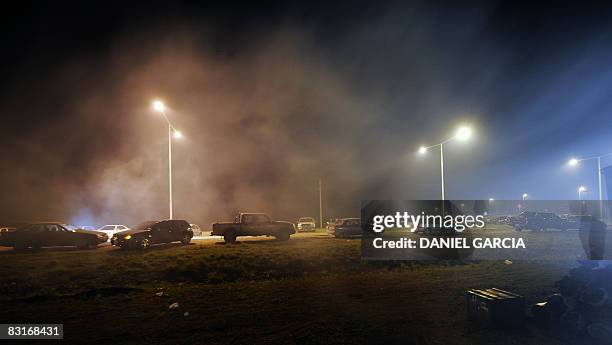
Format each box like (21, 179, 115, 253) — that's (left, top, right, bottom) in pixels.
(0, 229, 599, 345)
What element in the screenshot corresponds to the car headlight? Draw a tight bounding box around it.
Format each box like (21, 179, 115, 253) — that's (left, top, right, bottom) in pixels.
(124, 235, 132, 240)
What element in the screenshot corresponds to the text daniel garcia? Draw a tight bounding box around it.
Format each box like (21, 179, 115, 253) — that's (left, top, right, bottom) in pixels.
(372, 236, 526, 249)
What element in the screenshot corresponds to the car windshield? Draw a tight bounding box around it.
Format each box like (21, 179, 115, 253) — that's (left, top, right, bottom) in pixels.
(135, 221, 157, 230)
(299, 218, 315, 222)
(61, 224, 80, 231)
(99, 225, 115, 230)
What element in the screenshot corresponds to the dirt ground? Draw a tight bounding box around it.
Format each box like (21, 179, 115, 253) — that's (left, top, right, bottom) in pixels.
(0, 229, 602, 345)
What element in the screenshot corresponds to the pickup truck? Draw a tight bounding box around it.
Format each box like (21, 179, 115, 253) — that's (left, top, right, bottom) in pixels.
(211, 213, 296, 243)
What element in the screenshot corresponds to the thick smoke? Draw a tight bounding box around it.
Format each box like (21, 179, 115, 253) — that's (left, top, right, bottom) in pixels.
(0, 28, 372, 227)
(2, 2, 611, 227)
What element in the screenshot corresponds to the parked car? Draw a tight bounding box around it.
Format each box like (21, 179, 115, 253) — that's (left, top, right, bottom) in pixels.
(0, 227, 17, 233)
(190, 224, 203, 236)
(564, 215, 607, 231)
(414, 225, 458, 235)
(111, 220, 193, 249)
(98, 224, 130, 241)
(326, 218, 341, 231)
(296, 217, 316, 232)
(0, 223, 108, 250)
(328, 218, 362, 238)
(211, 213, 296, 243)
(80, 226, 97, 231)
(513, 211, 568, 231)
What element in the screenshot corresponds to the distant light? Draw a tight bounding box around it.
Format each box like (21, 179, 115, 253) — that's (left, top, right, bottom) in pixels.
(153, 100, 165, 112)
(522, 193, 528, 199)
(489, 198, 494, 202)
(455, 126, 472, 141)
(173, 131, 183, 139)
(418, 146, 427, 154)
(578, 186, 587, 192)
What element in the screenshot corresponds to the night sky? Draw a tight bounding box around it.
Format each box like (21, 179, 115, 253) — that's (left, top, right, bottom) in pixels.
(1, 1, 612, 226)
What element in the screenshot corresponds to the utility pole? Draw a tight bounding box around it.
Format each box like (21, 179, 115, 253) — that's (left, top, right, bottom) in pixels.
(318, 178, 323, 229)
(168, 121, 173, 219)
(598, 157, 603, 219)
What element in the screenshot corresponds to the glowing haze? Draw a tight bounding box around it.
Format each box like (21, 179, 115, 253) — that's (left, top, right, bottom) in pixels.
(1, 2, 611, 227)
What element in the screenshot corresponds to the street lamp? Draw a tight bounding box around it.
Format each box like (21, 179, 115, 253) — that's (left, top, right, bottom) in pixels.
(153, 100, 165, 112)
(578, 186, 587, 200)
(417, 125, 473, 200)
(455, 126, 472, 141)
(522, 193, 528, 201)
(567, 153, 612, 203)
(152, 99, 183, 219)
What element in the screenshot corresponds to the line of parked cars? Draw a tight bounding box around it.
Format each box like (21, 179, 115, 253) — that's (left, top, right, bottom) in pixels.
(0, 220, 195, 251)
(0, 212, 366, 251)
(9, 210, 603, 252)
(509, 211, 607, 232)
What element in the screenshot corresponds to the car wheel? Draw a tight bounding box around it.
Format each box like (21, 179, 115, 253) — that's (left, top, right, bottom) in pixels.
(224, 230, 237, 244)
(140, 238, 150, 249)
(181, 234, 191, 245)
(276, 230, 290, 241)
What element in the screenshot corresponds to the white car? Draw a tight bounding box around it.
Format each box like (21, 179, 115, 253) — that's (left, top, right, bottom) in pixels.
(190, 224, 203, 236)
(98, 225, 130, 241)
(296, 217, 317, 232)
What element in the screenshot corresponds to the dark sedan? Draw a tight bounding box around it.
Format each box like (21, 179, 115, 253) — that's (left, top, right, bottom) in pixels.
(111, 219, 193, 249)
(328, 218, 362, 238)
(0, 223, 108, 250)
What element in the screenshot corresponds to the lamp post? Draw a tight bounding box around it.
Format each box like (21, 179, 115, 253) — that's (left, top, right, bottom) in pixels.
(568, 154, 611, 202)
(568, 153, 612, 218)
(578, 186, 587, 200)
(319, 179, 325, 229)
(417, 125, 472, 201)
(152, 100, 183, 219)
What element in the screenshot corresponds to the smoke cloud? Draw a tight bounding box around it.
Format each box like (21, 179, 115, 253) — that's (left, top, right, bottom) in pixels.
(0, 26, 374, 227)
(2, 2, 611, 227)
